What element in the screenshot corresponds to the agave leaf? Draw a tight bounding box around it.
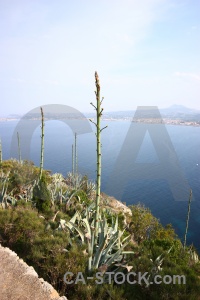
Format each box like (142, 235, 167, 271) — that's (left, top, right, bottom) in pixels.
(105, 241, 130, 267)
(87, 201, 95, 212)
(122, 251, 135, 255)
(65, 221, 85, 242)
(99, 232, 121, 265)
(66, 212, 80, 230)
(192, 251, 199, 262)
(115, 230, 129, 249)
(113, 215, 118, 233)
(82, 217, 91, 239)
(154, 245, 173, 265)
(121, 235, 131, 245)
(99, 217, 108, 246)
(103, 231, 119, 255)
(62, 249, 69, 253)
(57, 219, 66, 230)
(167, 245, 173, 253)
(87, 238, 93, 257)
(85, 206, 90, 220)
(85, 232, 91, 240)
(90, 229, 95, 256)
(93, 233, 108, 268)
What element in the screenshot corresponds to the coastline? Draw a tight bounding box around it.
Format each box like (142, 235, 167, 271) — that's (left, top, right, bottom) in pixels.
(0, 117, 199, 127)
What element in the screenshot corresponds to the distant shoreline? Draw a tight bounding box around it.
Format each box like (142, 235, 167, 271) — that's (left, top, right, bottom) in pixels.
(0, 117, 199, 127)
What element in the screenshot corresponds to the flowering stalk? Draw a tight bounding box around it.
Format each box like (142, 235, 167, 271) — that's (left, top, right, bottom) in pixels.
(39, 107, 44, 180)
(72, 144, 74, 175)
(17, 132, 22, 163)
(0, 138, 2, 163)
(89, 72, 107, 246)
(184, 189, 192, 249)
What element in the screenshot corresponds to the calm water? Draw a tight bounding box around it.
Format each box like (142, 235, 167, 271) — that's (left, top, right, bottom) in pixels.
(1, 120, 200, 251)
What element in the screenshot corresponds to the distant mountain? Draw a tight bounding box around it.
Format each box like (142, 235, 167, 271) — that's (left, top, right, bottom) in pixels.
(6, 114, 21, 119)
(159, 105, 200, 122)
(85, 105, 200, 118)
(160, 105, 200, 115)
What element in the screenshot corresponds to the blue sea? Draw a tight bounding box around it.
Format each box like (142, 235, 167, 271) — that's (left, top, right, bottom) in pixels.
(0, 119, 200, 251)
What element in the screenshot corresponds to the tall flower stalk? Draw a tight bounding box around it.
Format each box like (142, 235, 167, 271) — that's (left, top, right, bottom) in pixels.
(39, 107, 44, 180)
(0, 138, 2, 163)
(184, 189, 192, 249)
(90, 71, 107, 245)
(74, 132, 78, 175)
(60, 73, 134, 274)
(17, 132, 22, 163)
(73, 132, 78, 188)
(72, 144, 74, 175)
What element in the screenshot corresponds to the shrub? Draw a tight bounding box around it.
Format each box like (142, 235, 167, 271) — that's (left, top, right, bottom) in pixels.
(0, 206, 45, 255)
(128, 204, 159, 244)
(0, 159, 51, 195)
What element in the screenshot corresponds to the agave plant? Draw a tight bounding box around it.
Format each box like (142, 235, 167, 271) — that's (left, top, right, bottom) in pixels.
(188, 246, 199, 264)
(85, 180, 96, 197)
(145, 246, 173, 287)
(65, 172, 95, 197)
(66, 172, 84, 189)
(0, 171, 20, 208)
(4, 195, 17, 207)
(25, 182, 36, 201)
(0, 171, 9, 208)
(58, 207, 134, 279)
(47, 173, 68, 206)
(47, 172, 89, 208)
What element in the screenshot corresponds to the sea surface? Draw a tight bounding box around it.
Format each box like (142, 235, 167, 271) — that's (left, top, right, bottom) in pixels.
(0, 119, 200, 251)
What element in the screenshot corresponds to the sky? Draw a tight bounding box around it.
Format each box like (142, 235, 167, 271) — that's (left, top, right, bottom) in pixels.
(0, 0, 200, 116)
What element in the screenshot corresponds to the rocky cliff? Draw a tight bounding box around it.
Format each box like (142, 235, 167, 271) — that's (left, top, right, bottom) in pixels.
(0, 244, 67, 300)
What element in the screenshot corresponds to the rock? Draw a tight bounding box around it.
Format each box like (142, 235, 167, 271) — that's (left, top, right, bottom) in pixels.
(100, 193, 132, 217)
(0, 244, 67, 300)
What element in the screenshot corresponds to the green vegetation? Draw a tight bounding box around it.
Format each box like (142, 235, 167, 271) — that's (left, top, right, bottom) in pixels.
(0, 73, 200, 299)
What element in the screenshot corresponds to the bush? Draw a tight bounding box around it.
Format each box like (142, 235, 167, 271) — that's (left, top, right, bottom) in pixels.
(128, 204, 159, 244)
(0, 205, 88, 296)
(0, 206, 45, 255)
(0, 159, 51, 195)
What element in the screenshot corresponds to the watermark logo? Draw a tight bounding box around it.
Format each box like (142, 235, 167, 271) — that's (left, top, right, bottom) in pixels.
(63, 271, 186, 286)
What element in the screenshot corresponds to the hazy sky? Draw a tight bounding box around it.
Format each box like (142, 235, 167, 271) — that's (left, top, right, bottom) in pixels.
(0, 0, 200, 116)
